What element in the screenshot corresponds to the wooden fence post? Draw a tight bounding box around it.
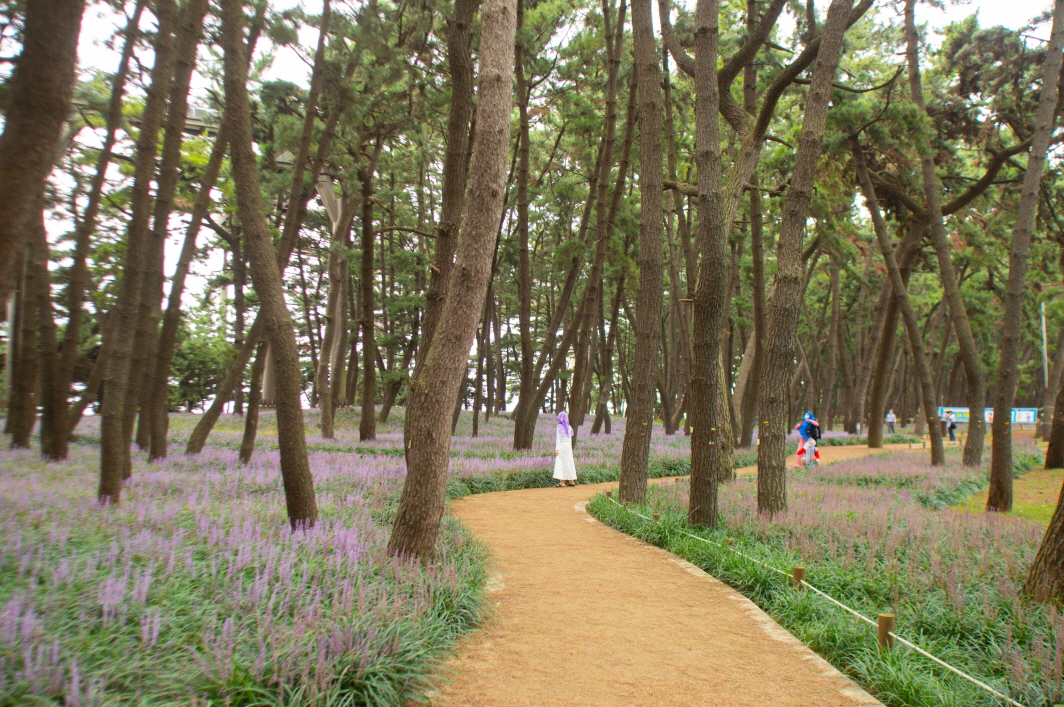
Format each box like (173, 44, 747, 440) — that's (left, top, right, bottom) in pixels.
(877, 614, 895, 649)
(791, 566, 806, 589)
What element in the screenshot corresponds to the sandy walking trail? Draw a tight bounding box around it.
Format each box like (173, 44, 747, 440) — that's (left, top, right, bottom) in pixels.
(429, 444, 920, 707)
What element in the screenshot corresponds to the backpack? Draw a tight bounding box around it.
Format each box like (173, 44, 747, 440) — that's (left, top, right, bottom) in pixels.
(809, 422, 822, 441)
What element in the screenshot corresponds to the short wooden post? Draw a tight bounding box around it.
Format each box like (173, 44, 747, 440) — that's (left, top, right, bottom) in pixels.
(877, 614, 896, 649)
(653, 513, 660, 521)
(791, 566, 806, 589)
(726, 538, 735, 547)
(605, 490, 612, 499)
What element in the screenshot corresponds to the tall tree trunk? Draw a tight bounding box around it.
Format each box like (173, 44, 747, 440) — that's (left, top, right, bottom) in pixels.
(904, 0, 986, 467)
(183, 12, 347, 455)
(570, 0, 625, 443)
(0, 0, 85, 299)
(514, 0, 535, 437)
(388, 0, 515, 559)
(221, 0, 317, 528)
(419, 0, 477, 359)
(360, 141, 384, 441)
(239, 342, 268, 464)
(8, 253, 38, 448)
(820, 257, 841, 428)
(134, 0, 210, 452)
(54, 0, 145, 451)
(865, 223, 924, 446)
(988, 0, 1064, 510)
(98, 0, 179, 504)
(755, 0, 853, 517)
(618, 0, 665, 505)
(28, 201, 64, 459)
(852, 137, 944, 464)
(317, 186, 358, 439)
(737, 0, 767, 449)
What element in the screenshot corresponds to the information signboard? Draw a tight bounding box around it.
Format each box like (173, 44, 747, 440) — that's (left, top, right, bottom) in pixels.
(936, 407, 1038, 424)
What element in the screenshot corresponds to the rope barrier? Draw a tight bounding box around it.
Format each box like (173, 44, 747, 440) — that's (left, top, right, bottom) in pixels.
(604, 495, 1028, 707)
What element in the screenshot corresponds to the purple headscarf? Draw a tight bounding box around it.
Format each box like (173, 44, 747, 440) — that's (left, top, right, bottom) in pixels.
(557, 412, 573, 437)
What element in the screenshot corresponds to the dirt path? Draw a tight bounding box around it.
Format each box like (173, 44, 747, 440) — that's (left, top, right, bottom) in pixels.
(430, 445, 910, 707)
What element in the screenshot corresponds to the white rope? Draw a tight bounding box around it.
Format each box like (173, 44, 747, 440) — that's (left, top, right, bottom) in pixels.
(604, 496, 1027, 707)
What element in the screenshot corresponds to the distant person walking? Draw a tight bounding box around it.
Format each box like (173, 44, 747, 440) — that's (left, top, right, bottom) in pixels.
(885, 409, 896, 435)
(794, 411, 821, 467)
(553, 412, 577, 487)
(946, 410, 957, 442)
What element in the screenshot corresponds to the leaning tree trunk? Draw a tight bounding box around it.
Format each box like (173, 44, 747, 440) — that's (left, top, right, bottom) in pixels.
(131, 0, 208, 453)
(133, 0, 210, 451)
(1024, 474, 1064, 603)
(904, 0, 987, 467)
(53, 0, 144, 453)
(98, 0, 179, 504)
(183, 26, 345, 455)
(0, 0, 84, 300)
(988, 0, 1064, 511)
(388, 0, 516, 560)
(618, 0, 665, 505)
(852, 137, 944, 464)
(756, 0, 853, 517)
(419, 0, 477, 361)
(146, 127, 229, 459)
(221, 0, 317, 528)
(239, 342, 268, 464)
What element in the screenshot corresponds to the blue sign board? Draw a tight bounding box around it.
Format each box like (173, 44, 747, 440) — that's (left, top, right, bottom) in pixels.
(937, 407, 1038, 424)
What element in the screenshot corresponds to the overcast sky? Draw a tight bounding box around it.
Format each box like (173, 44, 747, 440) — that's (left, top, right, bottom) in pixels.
(75, 0, 1057, 92)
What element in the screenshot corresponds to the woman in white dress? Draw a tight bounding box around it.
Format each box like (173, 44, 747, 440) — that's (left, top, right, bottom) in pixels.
(553, 412, 577, 487)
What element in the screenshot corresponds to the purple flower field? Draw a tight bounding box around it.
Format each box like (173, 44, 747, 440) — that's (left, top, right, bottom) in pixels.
(627, 443, 1064, 705)
(0, 408, 691, 705)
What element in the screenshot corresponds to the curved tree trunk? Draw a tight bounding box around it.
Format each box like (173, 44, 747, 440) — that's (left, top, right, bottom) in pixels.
(988, 0, 1064, 511)
(99, 0, 180, 504)
(852, 137, 944, 465)
(239, 342, 268, 464)
(388, 0, 515, 559)
(904, 0, 987, 467)
(755, 0, 853, 517)
(221, 0, 317, 528)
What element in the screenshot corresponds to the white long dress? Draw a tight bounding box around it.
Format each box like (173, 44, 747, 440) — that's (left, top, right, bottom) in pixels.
(553, 427, 577, 481)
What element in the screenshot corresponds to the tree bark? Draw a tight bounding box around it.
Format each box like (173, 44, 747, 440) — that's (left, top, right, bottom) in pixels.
(99, 0, 179, 504)
(53, 0, 145, 452)
(618, 0, 665, 505)
(1023, 473, 1064, 603)
(221, 0, 317, 528)
(239, 342, 268, 464)
(0, 0, 85, 299)
(183, 18, 349, 455)
(755, 0, 853, 517)
(419, 0, 478, 360)
(904, 0, 987, 467)
(8, 253, 38, 449)
(988, 0, 1064, 510)
(852, 137, 945, 464)
(360, 141, 385, 440)
(388, 0, 515, 559)
(134, 0, 210, 452)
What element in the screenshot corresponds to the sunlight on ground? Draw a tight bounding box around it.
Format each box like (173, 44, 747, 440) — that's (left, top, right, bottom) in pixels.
(957, 467, 1064, 526)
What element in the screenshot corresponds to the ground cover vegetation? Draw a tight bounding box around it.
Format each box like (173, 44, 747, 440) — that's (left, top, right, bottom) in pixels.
(0, 409, 704, 704)
(5, 0, 1064, 700)
(589, 443, 1063, 707)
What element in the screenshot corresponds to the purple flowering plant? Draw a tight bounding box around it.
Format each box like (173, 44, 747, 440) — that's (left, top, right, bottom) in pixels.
(589, 442, 1063, 707)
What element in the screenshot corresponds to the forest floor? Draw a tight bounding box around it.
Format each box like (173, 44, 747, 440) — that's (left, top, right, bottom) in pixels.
(428, 443, 912, 707)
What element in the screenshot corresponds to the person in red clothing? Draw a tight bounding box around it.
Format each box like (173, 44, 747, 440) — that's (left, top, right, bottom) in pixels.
(794, 411, 821, 467)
